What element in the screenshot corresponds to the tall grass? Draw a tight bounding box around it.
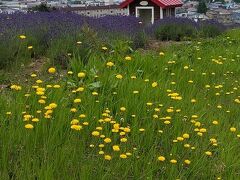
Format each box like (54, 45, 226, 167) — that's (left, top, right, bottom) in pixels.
(0, 29, 240, 179)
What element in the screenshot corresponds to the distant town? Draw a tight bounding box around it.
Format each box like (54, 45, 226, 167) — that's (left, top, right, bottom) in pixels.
(1, 0, 240, 25)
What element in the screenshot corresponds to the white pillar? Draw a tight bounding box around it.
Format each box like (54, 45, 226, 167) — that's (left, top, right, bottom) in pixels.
(127, 5, 130, 15)
(160, 7, 163, 19)
(152, 7, 154, 24)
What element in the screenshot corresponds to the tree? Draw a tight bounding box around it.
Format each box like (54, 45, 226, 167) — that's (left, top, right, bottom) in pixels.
(31, 3, 56, 12)
(197, 0, 208, 14)
(233, 0, 240, 3)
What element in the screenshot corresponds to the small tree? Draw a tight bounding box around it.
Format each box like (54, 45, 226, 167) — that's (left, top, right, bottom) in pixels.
(32, 3, 55, 12)
(197, 0, 208, 14)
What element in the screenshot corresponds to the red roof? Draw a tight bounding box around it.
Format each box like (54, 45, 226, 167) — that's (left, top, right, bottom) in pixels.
(120, 0, 183, 8)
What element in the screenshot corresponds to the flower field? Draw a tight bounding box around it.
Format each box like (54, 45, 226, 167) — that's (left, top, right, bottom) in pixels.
(0, 13, 240, 179)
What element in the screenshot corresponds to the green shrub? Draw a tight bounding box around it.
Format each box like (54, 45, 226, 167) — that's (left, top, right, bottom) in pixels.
(199, 24, 224, 38)
(47, 26, 102, 69)
(0, 36, 32, 69)
(133, 31, 148, 49)
(155, 24, 196, 41)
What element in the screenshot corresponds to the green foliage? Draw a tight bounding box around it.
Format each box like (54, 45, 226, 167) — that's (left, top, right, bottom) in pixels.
(47, 26, 103, 69)
(233, 0, 240, 3)
(155, 24, 197, 41)
(199, 24, 223, 38)
(1, 30, 240, 179)
(31, 3, 56, 12)
(0, 37, 32, 70)
(197, 0, 208, 14)
(133, 31, 149, 49)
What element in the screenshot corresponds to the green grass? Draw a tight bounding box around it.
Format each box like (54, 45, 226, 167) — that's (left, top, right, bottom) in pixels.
(0, 29, 240, 179)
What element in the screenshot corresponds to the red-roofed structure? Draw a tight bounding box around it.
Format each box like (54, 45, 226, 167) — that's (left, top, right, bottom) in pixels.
(120, 0, 183, 23)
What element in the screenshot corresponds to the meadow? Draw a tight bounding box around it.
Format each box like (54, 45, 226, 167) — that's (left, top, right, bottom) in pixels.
(0, 12, 240, 179)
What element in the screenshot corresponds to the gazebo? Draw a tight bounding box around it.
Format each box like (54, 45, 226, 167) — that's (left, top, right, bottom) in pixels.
(120, 0, 183, 24)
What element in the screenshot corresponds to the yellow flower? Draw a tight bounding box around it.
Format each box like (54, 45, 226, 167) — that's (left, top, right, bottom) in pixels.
(126, 152, 132, 156)
(36, 80, 43, 84)
(48, 67, 56, 74)
(23, 114, 32, 121)
(79, 114, 86, 118)
(146, 102, 153, 106)
(183, 133, 190, 139)
(104, 155, 112, 160)
(31, 73, 37, 77)
(184, 159, 191, 165)
(120, 138, 127, 142)
(74, 98, 81, 103)
(120, 154, 127, 159)
(112, 145, 120, 151)
(6, 112, 12, 115)
(25, 124, 34, 129)
(234, 99, 240, 104)
(152, 82, 158, 88)
(99, 144, 104, 148)
(70, 108, 77, 113)
(89, 144, 94, 148)
(106, 61, 114, 67)
(199, 128, 207, 133)
(125, 56, 132, 61)
(32, 118, 39, 122)
(184, 144, 191, 148)
(210, 138, 217, 143)
(177, 137, 184, 141)
(120, 107, 126, 112)
(68, 71, 73, 75)
(76, 41, 82, 44)
(230, 127, 237, 132)
(170, 159, 177, 164)
(49, 103, 57, 109)
(99, 151, 104, 155)
(71, 119, 79, 125)
(96, 127, 103, 131)
(91, 92, 98, 96)
(10, 85, 22, 91)
(102, 47, 108, 51)
(71, 125, 82, 131)
(133, 90, 139, 94)
(116, 74, 123, 79)
(159, 52, 165, 56)
(123, 127, 131, 132)
(120, 132, 125, 136)
(104, 138, 112, 143)
(164, 120, 171, 124)
(139, 128, 145, 132)
(205, 151, 212, 156)
(166, 108, 174, 113)
(92, 131, 100, 136)
(78, 72, 86, 78)
(212, 120, 219, 125)
(113, 123, 120, 130)
(191, 99, 197, 103)
(28, 46, 33, 50)
(76, 87, 84, 92)
(19, 35, 26, 39)
(158, 156, 165, 161)
(82, 122, 89, 126)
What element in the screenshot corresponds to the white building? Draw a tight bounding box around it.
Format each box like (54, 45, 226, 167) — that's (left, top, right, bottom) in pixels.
(62, 5, 127, 17)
